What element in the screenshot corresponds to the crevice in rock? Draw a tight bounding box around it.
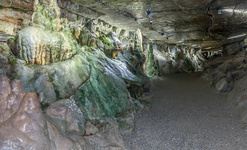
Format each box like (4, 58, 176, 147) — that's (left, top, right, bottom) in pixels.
(205, 0, 221, 41)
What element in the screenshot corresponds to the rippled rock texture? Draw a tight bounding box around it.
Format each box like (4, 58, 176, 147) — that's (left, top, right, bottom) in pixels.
(0, 0, 32, 35)
(11, 0, 78, 65)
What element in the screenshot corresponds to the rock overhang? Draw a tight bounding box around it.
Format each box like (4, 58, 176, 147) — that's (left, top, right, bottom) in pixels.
(63, 0, 247, 50)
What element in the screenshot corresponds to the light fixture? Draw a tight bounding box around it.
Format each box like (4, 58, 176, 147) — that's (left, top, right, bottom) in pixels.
(218, 9, 222, 14)
(146, 3, 152, 24)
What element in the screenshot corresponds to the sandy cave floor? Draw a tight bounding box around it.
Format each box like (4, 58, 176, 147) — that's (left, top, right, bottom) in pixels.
(122, 73, 247, 150)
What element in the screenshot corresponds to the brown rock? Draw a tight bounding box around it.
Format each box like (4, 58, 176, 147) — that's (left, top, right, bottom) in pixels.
(0, 8, 31, 35)
(0, 76, 56, 150)
(0, 77, 26, 123)
(0, 76, 129, 149)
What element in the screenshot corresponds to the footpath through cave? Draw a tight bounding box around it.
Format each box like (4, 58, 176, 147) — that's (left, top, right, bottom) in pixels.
(123, 73, 247, 150)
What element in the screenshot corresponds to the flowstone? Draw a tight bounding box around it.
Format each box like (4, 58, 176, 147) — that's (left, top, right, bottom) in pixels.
(74, 49, 143, 121)
(12, 0, 78, 65)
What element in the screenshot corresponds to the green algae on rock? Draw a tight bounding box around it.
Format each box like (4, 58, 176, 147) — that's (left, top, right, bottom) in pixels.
(14, 54, 90, 104)
(144, 43, 157, 77)
(74, 50, 144, 121)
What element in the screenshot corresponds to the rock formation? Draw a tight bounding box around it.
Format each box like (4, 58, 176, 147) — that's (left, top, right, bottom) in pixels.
(2, 0, 247, 149)
(11, 0, 78, 65)
(0, 76, 130, 150)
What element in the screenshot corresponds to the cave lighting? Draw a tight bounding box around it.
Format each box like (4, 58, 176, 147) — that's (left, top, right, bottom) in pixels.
(227, 33, 246, 39)
(222, 8, 247, 14)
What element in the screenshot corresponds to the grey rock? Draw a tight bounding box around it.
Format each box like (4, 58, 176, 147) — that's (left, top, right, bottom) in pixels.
(228, 76, 247, 126)
(14, 54, 90, 103)
(117, 113, 135, 134)
(216, 78, 229, 92)
(133, 99, 144, 113)
(84, 118, 126, 150)
(46, 99, 86, 135)
(213, 72, 226, 85)
(224, 43, 241, 56)
(226, 72, 233, 83)
(85, 123, 98, 136)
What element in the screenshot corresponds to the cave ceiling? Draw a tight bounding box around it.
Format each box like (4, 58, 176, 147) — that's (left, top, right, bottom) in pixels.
(69, 0, 247, 49)
(1, 0, 247, 49)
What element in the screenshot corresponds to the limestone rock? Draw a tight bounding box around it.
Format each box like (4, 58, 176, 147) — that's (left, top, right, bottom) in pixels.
(74, 49, 143, 121)
(0, 7, 31, 35)
(17, 26, 77, 65)
(204, 55, 247, 93)
(77, 27, 97, 47)
(212, 71, 226, 86)
(14, 54, 90, 103)
(228, 76, 247, 127)
(226, 72, 233, 83)
(0, 45, 16, 78)
(133, 99, 144, 113)
(154, 44, 206, 75)
(85, 118, 126, 150)
(117, 113, 135, 134)
(0, 76, 26, 123)
(0, 0, 34, 11)
(85, 123, 98, 136)
(14, 0, 78, 65)
(216, 78, 229, 92)
(0, 76, 128, 150)
(0, 76, 56, 150)
(138, 94, 153, 109)
(224, 43, 242, 56)
(46, 99, 85, 135)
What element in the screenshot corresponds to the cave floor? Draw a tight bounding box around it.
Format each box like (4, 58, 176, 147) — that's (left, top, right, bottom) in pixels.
(122, 73, 247, 150)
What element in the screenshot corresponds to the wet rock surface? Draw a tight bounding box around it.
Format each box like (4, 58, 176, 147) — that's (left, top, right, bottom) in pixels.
(14, 54, 90, 103)
(0, 76, 132, 150)
(0, 76, 56, 150)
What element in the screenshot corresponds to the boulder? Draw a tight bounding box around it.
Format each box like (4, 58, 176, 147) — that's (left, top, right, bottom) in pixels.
(228, 76, 247, 127)
(74, 51, 137, 120)
(85, 123, 98, 136)
(117, 113, 135, 134)
(46, 99, 85, 135)
(14, 54, 90, 103)
(0, 76, 56, 150)
(0, 76, 128, 150)
(84, 118, 126, 150)
(216, 78, 229, 92)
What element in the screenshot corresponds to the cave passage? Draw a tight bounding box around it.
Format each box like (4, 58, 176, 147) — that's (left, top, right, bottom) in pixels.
(123, 73, 247, 150)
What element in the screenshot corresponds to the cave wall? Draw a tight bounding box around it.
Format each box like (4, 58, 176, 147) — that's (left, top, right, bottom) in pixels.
(153, 42, 206, 75)
(0, 0, 156, 149)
